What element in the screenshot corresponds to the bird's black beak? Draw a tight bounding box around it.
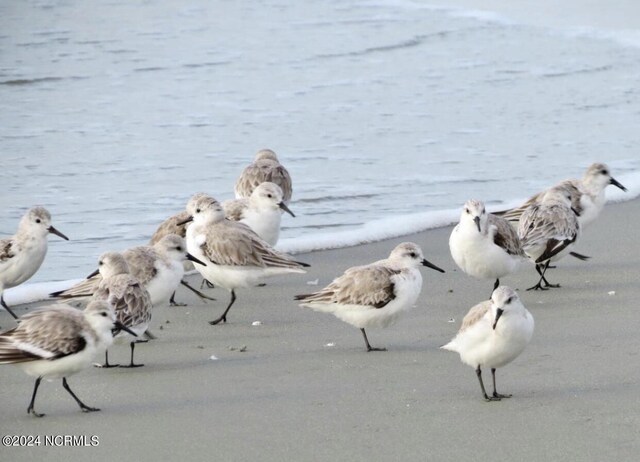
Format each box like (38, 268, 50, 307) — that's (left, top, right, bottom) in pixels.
(278, 202, 295, 217)
(186, 252, 206, 266)
(473, 216, 481, 232)
(112, 321, 138, 337)
(492, 308, 504, 330)
(610, 177, 627, 192)
(48, 225, 69, 241)
(86, 268, 99, 279)
(421, 258, 445, 273)
(177, 216, 194, 226)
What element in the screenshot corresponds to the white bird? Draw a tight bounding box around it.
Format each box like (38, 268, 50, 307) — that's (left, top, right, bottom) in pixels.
(50, 234, 206, 307)
(182, 194, 308, 325)
(0, 300, 136, 417)
(450, 200, 526, 295)
(518, 187, 581, 290)
(91, 252, 153, 367)
(497, 162, 626, 228)
(0, 207, 69, 319)
(295, 242, 445, 352)
(223, 182, 295, 246)
(234, 149, 293, 204)
(148, 192, 216, 304)
(441, 286, 534, 401)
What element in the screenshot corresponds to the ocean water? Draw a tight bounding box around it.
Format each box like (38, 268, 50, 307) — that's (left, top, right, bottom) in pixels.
(1, 0, 640, 295)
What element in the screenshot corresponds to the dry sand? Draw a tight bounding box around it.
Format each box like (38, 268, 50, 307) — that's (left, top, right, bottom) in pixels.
(1, 198, 639, 461)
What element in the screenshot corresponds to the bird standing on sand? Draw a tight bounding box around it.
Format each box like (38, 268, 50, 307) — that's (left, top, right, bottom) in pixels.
(449, 200, 525, 294)
(0, 300, 136, 417)
(497, 162, 626, 228)
(0, 207, 69, 319)
(223, 182, 295, 246)
(51, 234, 206, 307)
(90, 252, 152, 367)
(183, 194, 308, 325)
(518, 187, 581, 290)
(234, 149, 293, 204)
(295, 242, 445, 352)
(441, 286, 534, 401)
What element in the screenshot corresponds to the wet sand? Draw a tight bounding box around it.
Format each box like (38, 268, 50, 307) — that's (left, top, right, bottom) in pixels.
(1, 198, 639, 461)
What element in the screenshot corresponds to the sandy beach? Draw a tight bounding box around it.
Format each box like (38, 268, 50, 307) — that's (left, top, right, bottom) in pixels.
(1, 198, 638, 461)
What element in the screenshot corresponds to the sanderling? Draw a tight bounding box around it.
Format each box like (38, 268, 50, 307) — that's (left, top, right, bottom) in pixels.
(449, 200, 526, 294)
(0, 207, 69, 319)
(295, 242, 444, 352)
(223, 182, 295, 246)
(0, 300, 136, 417)
(149, 193, 215, 304)
(518, 187, 581, 290)
(234, 149, 293, 204)
(51, 234, 206, 307)
(182, 194, 308, 325)
(441, 286, 534, 401)
(497, 163, 626, 228)
(91, 252, 153, 367)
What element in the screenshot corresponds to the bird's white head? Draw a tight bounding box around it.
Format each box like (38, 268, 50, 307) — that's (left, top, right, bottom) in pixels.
(188, 194, 224, 225)
(84, 299, 117, 338)
(250, 182, 294, 216)
(460, 199, 487, 233)
(97, 252, 130, 279)
(490, 286, 523, 330)
(583, 163, 627, 193)
(388, 242, 445, 273)
(156, 234, 205, 266)
(254, 148, 279, 162)
(18, 207, 69, 241)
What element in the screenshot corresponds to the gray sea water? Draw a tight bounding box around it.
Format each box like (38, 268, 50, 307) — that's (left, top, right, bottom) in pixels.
(1, 0, 640, 284)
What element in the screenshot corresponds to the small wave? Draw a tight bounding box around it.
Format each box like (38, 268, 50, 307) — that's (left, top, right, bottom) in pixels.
(295, 193, 380, 204)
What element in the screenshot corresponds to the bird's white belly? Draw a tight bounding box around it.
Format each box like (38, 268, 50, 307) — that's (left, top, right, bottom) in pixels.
(450, 229, 518, 279)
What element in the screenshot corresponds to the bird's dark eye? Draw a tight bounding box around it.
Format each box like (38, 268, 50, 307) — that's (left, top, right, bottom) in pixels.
(465, 208, 470, 214)
(101, 312, 108, 317)
(36, 219, 41, 223)
(600, 169, 608, 175)
(176, 246, 182, 251)
(506, 297, 513, 304)
(99, 261, 103, 266)
(409, 252, 417, 258)
(267, 194, 272, 198)
(196, 208, 201, 213)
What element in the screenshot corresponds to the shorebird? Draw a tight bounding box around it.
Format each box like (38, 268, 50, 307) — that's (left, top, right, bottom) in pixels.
(50, 234, 206, 307)
(449, 200, 526, 294)
(0, 300, 136, 417)
(518, 187, 581, 290)
(0, 207, 68, 319)
(295, 242, 445, 352)
(497, 162, 626, 228)
(441, 286, 534, 401)
(234, 149, 293, 204)
(90, 252, 153, 367)
(223, 182, 295, 246)
(149, 192, 216, 304)
(182, 193, 308, 325)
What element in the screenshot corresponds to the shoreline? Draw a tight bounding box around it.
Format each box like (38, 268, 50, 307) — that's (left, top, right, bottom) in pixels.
(1, 198, 639, 461)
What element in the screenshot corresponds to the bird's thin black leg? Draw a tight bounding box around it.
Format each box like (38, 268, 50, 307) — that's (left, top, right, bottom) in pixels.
(27, 377, 44, 417)
(120, 341, 146, 368)
(1, 294, 19, 320)
(361, 328, 386, 352)
(179, 280, 216, 302)
(493, 279, 500, 291)
(209, 290, 236, 325)
(491, 368, 512, 399)
(527, 264, 548, 291)
(96, 350, 119, 368)
(476, 366, 500, 401)
(540, 261, 560, 288)
(169, 291, 185, 307)
(62, 378, 100, 412)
